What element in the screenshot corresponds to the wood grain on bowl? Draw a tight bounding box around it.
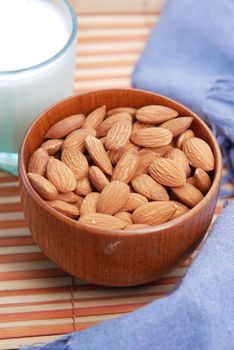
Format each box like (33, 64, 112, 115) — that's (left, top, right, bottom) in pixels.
(19, 89, 222, 286)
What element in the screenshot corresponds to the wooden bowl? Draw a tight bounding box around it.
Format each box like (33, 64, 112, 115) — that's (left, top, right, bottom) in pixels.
(19, 89, 222, 287)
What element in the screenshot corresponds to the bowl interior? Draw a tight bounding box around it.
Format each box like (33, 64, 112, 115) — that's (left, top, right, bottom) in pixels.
(20, 88, 222, 233)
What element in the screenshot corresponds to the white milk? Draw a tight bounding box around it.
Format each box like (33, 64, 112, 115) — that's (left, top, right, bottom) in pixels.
(0, 0, 77, 151)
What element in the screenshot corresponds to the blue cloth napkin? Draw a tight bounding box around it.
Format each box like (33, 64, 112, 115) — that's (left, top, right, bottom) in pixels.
(22, 201, 234, 350)
(133, 0, 234, 194)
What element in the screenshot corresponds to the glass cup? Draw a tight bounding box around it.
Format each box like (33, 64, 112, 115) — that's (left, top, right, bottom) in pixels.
(0, 0, 77, 153)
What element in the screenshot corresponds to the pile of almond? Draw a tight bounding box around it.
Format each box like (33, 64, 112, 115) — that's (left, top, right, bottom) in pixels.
(27, 105, 215, 230)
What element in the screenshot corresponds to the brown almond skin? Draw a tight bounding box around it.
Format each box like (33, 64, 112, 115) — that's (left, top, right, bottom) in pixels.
(194, 168, 212, 193)
(187, 176, 195, 186)
(79, 213, 127, 229)
(121, 192, 148, 212)
(132, 121, 151, 133)
(96, 112, 132, 137)
(170, 201, 190, 220)
(28, 148, 49, 176)
(109, 142, 140, 165)
(136, 105, 178, 124)
(105, 118, 132, 150)
(183, 137, 215, 171)
(27, 173, 58, 201)
(46, 158, 76, 193)
(62, 128, 96, 152)
(114, 211, 133, 225)
(41, 139, 63, 155)
(75, 177, 93, 196)
(135, 148, 160, 176)
(130, 127, 173, 148)
(164, 148, 191, 177)
(80, 192, 100, 216)
(97, 181, 130, 215)
(106, 107, 136, 117)
(171, 183, 204, 208)
(44, 114, 85, 139)
(61, 149, 89, 180)
(160, 117, 193, 137)
(132, 201, 177, 225)
(131, 174, 169, 201)
(47, 200, 79, 218)
(175, 129, 195, 149)
(85, 135, 113, 175)
(57, 192, 80, 203)
(89, 166, 110, 192)
(83, 105, 106, 130)
(112, 150, 139, 183)
(149, 158, 186, 187)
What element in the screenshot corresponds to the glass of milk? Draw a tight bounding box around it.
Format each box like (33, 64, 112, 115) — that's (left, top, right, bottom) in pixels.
(0, 0, 77, 152)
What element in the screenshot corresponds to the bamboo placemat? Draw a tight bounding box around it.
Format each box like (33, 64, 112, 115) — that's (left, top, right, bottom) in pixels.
(0, 12, 226, 350)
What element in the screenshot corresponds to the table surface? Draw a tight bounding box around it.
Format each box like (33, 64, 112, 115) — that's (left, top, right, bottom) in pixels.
(0, 11, 226, 350)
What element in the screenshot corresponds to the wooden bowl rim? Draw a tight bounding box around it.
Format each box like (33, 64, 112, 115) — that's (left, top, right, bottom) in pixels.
(19, 88, 222, 237)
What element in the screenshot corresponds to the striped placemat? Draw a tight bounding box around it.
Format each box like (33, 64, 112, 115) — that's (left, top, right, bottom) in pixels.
(0, 12, 226, 350)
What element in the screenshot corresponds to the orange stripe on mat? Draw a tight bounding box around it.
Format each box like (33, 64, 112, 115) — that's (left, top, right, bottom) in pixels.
(0, 176, 18, 183)
(75, 303, 146, 317)
(0, 203, 22, 213)
(0, 187, 20, 196)
(0, 252, 46, 264)
(0, 286, 71, 297)
(0, 237, 34, 247)
(0, 325, 73, 340)
(0, 269, 67, 281)
(0, 310, 73, 323)
(0, 220, 26, 229)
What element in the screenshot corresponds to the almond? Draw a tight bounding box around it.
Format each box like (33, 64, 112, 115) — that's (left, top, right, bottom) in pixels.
(194, 168, 211, 193)
(124, 224, 150, 230)
(27, 173, 58, 200)
(183, 137, 215, 171)
(80, 192, 100, 216)
(187, 176, 195, 185)
(164, 148, 191, 177)
(135, 148, 160, 176)
(132, 121, 151, 133)
(57, 192, 80, 203)
(75, 195, 84, 208)
(121, 192, 148, 212)
(106, 107, 136, 117)
(171, 183, 204, 208)
(132, 201, 177, 225)
(61, 149, 89, 179)
(47, 199, 79, 218)
(136, 105, 178, 124)
(130, 127, 173, 148)
(114, 211, 133, 224)
(149, 158, 186, 187)
(109, 142, 140, 165)
(83, 105, 106, 130)
(160, 117, 193, 137)
(75, 177, 93, 196)
(85, 135, 112, 175)
(132, 174, 169, 201)
(62, 128, 96, 152)
(105, 118, 132, 150)
(44, 114, 85, 139)
(97, 181, 130, 215)
(41, 139, 63, 155)
(28, 148, 49, 176)
(79, 213, 127, 229)
(96, 112, 132, 137)
(170, 201, 190, 219)
(112, 149, 139, 183)
(89, 166, 110, 191)
(175, 129, 195, 149)
(143, 143, 174, 156)
(46, 158, 76, 193)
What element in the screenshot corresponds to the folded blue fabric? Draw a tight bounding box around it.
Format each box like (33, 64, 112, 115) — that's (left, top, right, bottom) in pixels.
(22, 202, 234, 350)
(133, 0, 234, 192)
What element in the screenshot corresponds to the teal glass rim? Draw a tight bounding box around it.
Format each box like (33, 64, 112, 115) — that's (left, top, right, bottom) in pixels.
(0, 0, 77, 75)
